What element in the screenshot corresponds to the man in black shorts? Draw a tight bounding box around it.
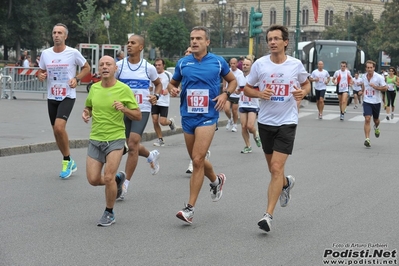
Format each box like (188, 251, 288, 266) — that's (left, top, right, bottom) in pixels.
(38, 23, 90, 179)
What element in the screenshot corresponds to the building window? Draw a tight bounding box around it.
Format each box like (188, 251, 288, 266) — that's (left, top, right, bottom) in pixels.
(284, 8, 291, 26)
(302, 7, 309, 25)
(270, 8, 276, 25)
(242, 9, 248, 27)
(228, 10, 234, 27)
(201, 11, 207, 26)
(325, 9, 333, 26)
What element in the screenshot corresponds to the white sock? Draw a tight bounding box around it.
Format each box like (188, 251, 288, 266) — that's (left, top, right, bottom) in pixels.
(124, 179, 130, 189)
(210, 176, 220, 186)
(147, 151, 154, 162)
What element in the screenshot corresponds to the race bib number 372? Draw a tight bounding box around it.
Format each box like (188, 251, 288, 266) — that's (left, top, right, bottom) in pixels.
(186, 89, 209, 113)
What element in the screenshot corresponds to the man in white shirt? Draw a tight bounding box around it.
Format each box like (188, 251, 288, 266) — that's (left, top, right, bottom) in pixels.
(151, 58, 176, 147)
(224, 58, 245, 132)
(309, 61, 330, 119)
(360, 60, 388, 147)
(244, 25, 310, 233)
(332, 61, 353, 120)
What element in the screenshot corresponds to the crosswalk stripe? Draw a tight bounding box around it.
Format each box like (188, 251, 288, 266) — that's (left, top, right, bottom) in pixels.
(348, 115, 365, 122)
(298, 112, 314, 118)
(321, 114, 340, 120)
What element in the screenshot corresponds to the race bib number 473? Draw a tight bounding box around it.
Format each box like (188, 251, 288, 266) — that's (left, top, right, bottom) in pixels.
(186, 89, 209, 113)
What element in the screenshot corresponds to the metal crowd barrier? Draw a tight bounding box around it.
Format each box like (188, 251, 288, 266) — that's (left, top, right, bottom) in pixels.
(0, 66, 47, 100)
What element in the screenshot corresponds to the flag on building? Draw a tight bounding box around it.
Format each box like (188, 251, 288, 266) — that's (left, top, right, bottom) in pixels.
(312, 0, 319, 23)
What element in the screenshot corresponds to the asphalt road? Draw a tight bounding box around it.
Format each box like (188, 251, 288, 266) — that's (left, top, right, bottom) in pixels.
(1, 101, 398, 266)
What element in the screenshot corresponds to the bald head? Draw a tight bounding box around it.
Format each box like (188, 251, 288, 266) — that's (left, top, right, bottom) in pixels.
(229, 58, 238, 71)
(99, 55, 117, 81)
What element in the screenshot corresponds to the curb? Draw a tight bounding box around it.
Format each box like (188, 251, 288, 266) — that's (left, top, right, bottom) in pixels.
(0, 120, 229, 157)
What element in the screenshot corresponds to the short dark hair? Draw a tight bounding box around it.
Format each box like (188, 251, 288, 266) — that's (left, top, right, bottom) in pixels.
(340, 61, 347, 66)
(266, 24, 289, 51)
(155, 58, 165, 65)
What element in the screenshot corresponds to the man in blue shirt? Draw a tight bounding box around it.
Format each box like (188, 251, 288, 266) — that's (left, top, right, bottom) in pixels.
(168, 26, 237, 224)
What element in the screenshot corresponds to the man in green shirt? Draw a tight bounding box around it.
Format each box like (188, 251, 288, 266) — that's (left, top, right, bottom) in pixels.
(82, 55, 141, 226)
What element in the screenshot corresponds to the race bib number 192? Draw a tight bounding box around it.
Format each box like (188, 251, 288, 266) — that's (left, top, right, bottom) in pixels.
(186, 89, 209, 113)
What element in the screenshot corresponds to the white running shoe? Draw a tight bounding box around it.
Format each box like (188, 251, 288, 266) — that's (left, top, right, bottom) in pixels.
(231, 124, 237, 132)
(225, 119, 232, 131)
(279, 175, 295, 207)
(153, 139, 165, 147)
(258, 213, 273, 232)
(148, 150, 160, 175)
(186, 160, 193, 174)
(210, 173, 226, 202)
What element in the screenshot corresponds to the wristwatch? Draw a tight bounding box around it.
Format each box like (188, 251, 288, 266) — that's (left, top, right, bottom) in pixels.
(224, 91, 231, 97)
(74, 77, 80, 83)
(154, 94, 160, 100)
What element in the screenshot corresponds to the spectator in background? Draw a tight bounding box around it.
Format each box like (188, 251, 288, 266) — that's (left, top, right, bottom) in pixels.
(34, 55, 40, 67)
(16, 55, 25, 66)
(237, 56, 244, 70)
(116, 51, 124, 62)
(23, 55, 31, 67)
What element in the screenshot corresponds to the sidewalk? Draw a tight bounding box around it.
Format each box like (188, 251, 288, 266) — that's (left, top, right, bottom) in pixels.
(0, 85, 229, 157)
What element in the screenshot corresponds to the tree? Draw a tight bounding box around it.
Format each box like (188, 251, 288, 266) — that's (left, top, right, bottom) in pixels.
(374, 0, 399, 67)
(148, 16, 189, 58)
(162, 0, 198, 34)
(73, 0, 101, 43)
(206, 5, 235, 48)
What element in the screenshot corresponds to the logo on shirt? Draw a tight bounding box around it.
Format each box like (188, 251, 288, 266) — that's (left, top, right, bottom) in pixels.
(186, 62, 195, 65)
(270, 73, 284, 78)
(52, 59, 62, 63)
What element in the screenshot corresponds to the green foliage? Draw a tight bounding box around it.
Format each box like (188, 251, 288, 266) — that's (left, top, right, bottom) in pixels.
(73, 0, 101, 43)
(162, 0, 198, 33)
(206, 4, 236, 48)
(148, 16, 189, 58)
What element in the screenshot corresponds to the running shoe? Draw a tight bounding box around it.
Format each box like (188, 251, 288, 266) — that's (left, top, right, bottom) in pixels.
(354, 105, 358, 109)
(176, 204, 194, 224)
(386, 115, 390, 121)
(279, 175, 295, 207)
(241, 146, 252, 154)
(254, 131, 261, 147)
(60, 159, 77, 179)
(258, 213, 273, 232)
(115, 171, 126, 199)
(210, 173, 226, 202)
(391, 113, 394, 119)
(186, 160, 193, 174)
(148, 150, 160, 175)
(169, 118, 176, 131)
(364, 138, 371, 147)
(374, 126, 380, 138)
(153, 139, 165, 147)
(318, 113, 323, 119)
(231, 124, 237, 132)
(97, 210, 115, 227)
(117, 184, 127, 201)
(340, 114, 344, 121)
(225, 119, 232, 131)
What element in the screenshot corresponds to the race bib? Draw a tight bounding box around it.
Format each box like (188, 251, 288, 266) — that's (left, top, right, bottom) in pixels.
(339, 82, 348, 92)
(133, 90, 143, 104)
(50, 84, 67, 100)
(240, 94, 252, 104)
(186, 89, 209, 113)
(365, 85, 375, 97)
(265, 79, 290, 102)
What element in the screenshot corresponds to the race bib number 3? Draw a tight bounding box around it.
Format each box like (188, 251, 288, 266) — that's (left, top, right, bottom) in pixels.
(186, 89, 209, 113)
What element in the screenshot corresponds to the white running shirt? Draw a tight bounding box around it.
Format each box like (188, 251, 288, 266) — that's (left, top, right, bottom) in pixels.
(239, 76, 259, 109)
(362, 72, 387, 104)
(39, 46, 87, 101)
(310, 69, 330, 90)
(116, 58, 158, 112)
(333, 69, 352, 93)
(352, 77, 363, 91)
(225, 68, 246, 98)
(152, 71, 172, 107)
(246, 55, 309, 126)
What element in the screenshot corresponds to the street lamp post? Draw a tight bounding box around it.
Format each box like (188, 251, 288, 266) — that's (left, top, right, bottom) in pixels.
(294, 0, 301, 59)
(235, 13, 243, 46)
(283, 0, 286, 25)
(347, 4, 352, 41)
(121, 0, 147, 35)
(101, 13, 111, 44)
(179, 0, 186, 20)
(218, 0, 227, 48)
